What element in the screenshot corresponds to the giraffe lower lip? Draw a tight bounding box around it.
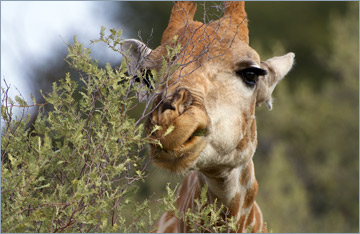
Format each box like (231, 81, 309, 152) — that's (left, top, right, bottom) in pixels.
(179, 128, 208, 148)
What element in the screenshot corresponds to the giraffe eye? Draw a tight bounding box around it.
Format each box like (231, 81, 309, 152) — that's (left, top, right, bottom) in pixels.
(237, 67, 267, 87)
(242, 71, 258, 86)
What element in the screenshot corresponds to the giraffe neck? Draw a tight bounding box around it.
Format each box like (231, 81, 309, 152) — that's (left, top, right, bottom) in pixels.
(200, 160, 256, 208)
(199, 160, 261, 232)
(170, 159, 264, 233)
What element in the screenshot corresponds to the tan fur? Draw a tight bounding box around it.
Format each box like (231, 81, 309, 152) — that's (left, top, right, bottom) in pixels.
(230, 192, 241, 217)
(121, 1, 295, 233)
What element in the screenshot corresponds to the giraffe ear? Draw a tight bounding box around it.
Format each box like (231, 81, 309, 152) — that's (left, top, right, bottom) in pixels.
(120, 39, 152, 76)
(256, 52, 295, 110)
(120, 39, 155, 102)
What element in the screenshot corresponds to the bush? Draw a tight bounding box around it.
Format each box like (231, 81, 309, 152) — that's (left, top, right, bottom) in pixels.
(1, 29, 163, 232)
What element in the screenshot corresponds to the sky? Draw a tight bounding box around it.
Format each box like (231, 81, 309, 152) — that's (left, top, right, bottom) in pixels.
(1, 1, 127, 104)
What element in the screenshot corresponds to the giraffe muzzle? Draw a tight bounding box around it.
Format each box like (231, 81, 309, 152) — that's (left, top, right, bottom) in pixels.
(147, 88, 210, 172)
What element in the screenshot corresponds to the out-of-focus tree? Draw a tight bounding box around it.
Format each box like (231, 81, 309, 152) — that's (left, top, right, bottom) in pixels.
(254, 2, 358, 232)
(246, 1, 348, 88)
(106, 2, 173, 48)
(255, 145, 311, 232)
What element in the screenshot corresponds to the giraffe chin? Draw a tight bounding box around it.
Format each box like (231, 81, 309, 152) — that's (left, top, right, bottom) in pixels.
(150, 135, 207, 173)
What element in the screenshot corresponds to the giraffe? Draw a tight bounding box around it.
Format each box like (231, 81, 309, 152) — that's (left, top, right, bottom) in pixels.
(120, 1, 295, 233)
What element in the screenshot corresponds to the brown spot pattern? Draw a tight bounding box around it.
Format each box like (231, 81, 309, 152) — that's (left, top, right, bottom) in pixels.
(253, 204, 263, 232)
(236, 114, 250, 151)
(229, 192, 241, 217)
(244, 206, 255, 231)
(237, 214, 247, 232)
(240, 162, 252, 185)
(237, 111, 258, 152)
(242, 181, 258, 209)
(236, 134, 249, 151)
(250, 118, 257, 142)
(163, 221, 177, 233)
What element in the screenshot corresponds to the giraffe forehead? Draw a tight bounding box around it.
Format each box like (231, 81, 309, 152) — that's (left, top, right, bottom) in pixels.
(160, 20, 260, 70)
(160, 41, 261, 90)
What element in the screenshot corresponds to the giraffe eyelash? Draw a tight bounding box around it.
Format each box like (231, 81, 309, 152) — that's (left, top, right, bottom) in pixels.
(236, 67, 267, 88)
(237, 67, 267, 87)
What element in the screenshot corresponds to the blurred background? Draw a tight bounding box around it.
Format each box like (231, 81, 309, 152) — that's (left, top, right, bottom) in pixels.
(2, 1, 358, 232)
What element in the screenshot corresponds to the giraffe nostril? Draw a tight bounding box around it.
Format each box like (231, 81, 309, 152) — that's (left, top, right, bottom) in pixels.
(160, 88, 193, 114)
(168, 88, 193, 115)
(161, 101, 175, 113)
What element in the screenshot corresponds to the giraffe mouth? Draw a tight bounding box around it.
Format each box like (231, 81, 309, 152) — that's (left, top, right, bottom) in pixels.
(150, 127, 209, 173)
(147, 100, 211, 173)
(179, 128, 209, 149)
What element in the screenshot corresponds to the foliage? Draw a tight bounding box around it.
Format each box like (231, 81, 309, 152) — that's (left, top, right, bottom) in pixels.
(185, 186, 240, 233)
(254, 2, 358, 232)
(162, 184, 240, 233)
(1, 30, 163, 233)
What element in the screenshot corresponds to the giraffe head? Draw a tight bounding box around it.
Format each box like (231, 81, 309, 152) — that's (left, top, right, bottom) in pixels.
(121, 1, 295, 173)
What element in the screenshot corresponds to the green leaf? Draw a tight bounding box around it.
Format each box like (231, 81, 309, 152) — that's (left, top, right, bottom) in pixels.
(163, 125, 175, 137)
(15, 95, 27, 107)
(150, 124, 162, 135)
(34, 183, 50, 190)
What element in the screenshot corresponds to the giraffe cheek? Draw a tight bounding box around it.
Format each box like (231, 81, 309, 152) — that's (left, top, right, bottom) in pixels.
(236, 135, 249, 152)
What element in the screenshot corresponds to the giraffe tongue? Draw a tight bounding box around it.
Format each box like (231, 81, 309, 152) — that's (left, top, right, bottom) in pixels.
(180, 128, 209, 149)
(190, 128, 208, 137)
